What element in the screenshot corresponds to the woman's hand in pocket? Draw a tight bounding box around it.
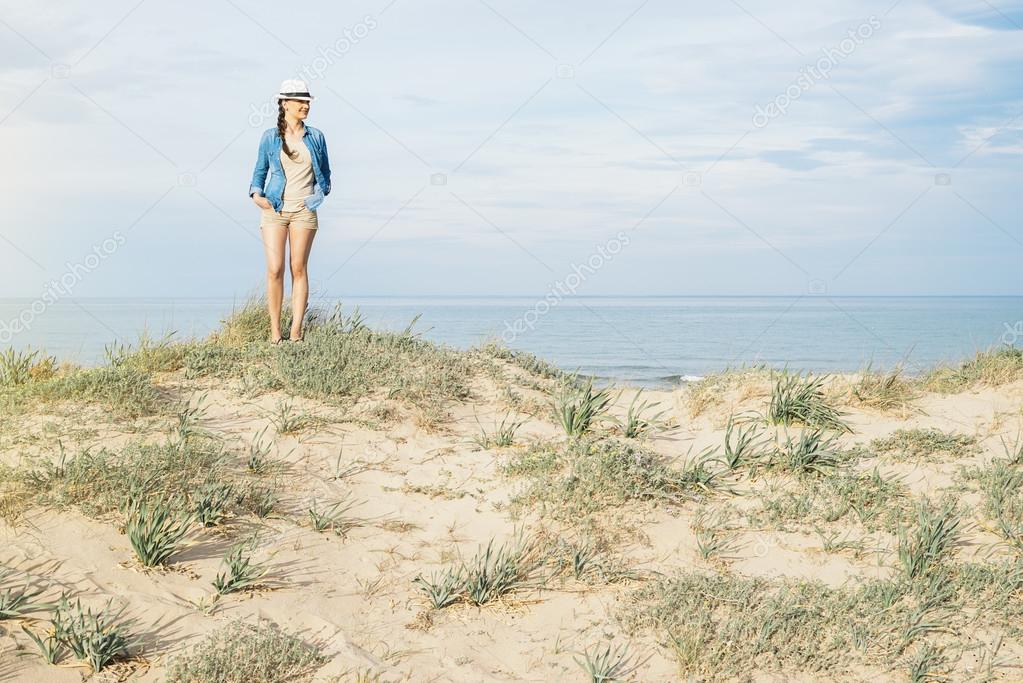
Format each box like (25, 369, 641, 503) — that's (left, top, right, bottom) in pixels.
(252, 194, 272, 210)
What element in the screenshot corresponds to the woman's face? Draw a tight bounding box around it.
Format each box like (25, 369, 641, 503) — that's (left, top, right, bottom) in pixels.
(282, 98, 310, 119)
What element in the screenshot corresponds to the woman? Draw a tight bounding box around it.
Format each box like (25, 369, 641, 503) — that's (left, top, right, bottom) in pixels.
(249, 79, 332, 343)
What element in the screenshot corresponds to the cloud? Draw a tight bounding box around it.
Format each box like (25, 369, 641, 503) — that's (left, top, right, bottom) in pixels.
(0, 0, 1020, 297)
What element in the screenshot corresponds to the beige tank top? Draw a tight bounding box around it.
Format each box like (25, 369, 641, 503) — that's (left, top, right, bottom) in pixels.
(280, 139, 316, 211)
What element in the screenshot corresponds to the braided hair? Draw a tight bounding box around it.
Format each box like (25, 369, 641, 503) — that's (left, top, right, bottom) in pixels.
(277, 101, 298, 160)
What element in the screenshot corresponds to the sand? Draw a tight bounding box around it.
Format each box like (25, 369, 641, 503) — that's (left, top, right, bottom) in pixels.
(2, 357, 1023, 682)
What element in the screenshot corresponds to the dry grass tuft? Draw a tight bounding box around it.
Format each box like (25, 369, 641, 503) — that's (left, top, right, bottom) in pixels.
(924, 346, 1023, 393)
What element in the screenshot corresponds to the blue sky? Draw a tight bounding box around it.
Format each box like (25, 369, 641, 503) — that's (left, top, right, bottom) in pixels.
(0, 0, 1021, 298)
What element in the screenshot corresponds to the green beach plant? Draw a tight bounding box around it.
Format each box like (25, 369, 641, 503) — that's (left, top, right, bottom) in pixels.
(308, 496, 361, 536)
(193, 481, 235, 527)
(173, 393, 211, 444)
(213, 539, 269, 596)
(34, 365, 163, 418)
(105, 331, 189, 374)
(22, 623, 65, 664)
(851, 364, 917, 411)
(49, 596, 134, 672)
(0, 568, 48, 619)
(768, 372, 850, 432)
(575, 641, 645, 683)
(25, 437, 229, 519)
(123, 496, 193, 567)
(551, 378, 613, 437)
(504, 436, 717, 521)
(412, 567, 464, 609)
(999, 431, 1023, 465)
(905, 642, 949, 683)
(898, 500, 961, 580)
(269, 399, 321, 435)
(247, 426, 277, 474)
(924, 345, 1023, 392)
(473, 411, 525, 449)
(462, 534, 541, 606)
(0, 347, 44, 386)
(695, 527, 739, 561)
(569, 540, 600, 580)
(871, 428, 980, 462)
(244, 484, 279, 519)
(774, 427, 847, 475)
(164, 619, 325, 683)
(693, 511, 741, 561)
(719, 413, 769, 470)
(611, 389, 667, 439)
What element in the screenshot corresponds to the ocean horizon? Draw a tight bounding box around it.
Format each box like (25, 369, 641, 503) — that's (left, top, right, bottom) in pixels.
(2, 295, 1020, 386)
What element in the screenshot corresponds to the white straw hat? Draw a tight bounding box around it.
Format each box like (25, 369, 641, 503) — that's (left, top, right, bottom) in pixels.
(276, 79, 314, 102)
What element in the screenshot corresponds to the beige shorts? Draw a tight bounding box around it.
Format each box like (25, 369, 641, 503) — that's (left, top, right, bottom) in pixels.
(260, 205, 318, 230)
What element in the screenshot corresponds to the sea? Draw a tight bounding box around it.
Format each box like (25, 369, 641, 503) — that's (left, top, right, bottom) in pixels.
(1, 296, 1020, 387)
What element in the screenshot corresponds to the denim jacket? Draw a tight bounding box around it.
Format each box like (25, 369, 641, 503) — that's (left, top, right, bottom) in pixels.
(248, 125, 331, 212)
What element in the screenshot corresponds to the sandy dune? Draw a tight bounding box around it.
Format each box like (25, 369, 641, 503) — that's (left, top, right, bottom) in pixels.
(3, 342, 1023, 682)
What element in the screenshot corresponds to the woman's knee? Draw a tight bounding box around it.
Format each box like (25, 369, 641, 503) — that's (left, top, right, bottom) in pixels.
(289, 260, 308, 278)
(267, 264, 286, 280)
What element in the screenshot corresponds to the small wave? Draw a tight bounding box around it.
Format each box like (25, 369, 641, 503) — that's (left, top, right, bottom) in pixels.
(656, 373, 704, 384)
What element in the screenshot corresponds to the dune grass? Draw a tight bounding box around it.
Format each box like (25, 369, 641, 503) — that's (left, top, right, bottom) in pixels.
(768, 427, 850, 475)
(767, 372, 851, 433)
(871, 428, 980, 462)
(8, 303, 1023, 680)
(25, 438, 228, 516)
(472, 341, 565, 380)
(682, 365, 771, 418)
(414, 533, 545, 609)
(747, 466, 913, 533)
(212, 540, 269, 596)
(504, 436, 722, 522)
(851, 365, 918, 412)
(620, 477, 1023, 682)
(611, 389, 668, 439)
(472, 412, 525, 449)
(622, 570, 931, 679)
(0, 567, 48, 620)
(1, 363, 165, 420)
(0, 347, 57, 385)
(23, 596, 135, 672)
(959, 456, 1023, 555)
(105, 332, 194, 374)
(123, 495, 194, 567)
(897, 499, 961, 580)
(719, 414, 771, 470)
(307, 496, 362, 536)
(621, 555, 1023, 681)
(550, 378, 613, 437)
(575, 642, 645, 683)
(3, 298, 523, 432)
(164, 619, 325, 683)
(462, 535, 543, 606)
(0, 334, 197, 422)
(185, 302, 476, 421)
(923, 345, 1023, 393)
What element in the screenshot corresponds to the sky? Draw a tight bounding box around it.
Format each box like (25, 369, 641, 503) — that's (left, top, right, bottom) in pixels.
(1, 0, 1022, 300)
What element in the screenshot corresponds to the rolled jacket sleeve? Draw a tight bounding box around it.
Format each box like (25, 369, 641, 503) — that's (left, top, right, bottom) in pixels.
(318, 132, 331, 196)
(248, 130, 270, 197)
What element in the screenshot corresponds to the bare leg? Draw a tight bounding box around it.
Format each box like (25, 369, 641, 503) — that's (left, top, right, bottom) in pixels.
(288, 225, 317, 340)
(261, 224, 288, 342)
